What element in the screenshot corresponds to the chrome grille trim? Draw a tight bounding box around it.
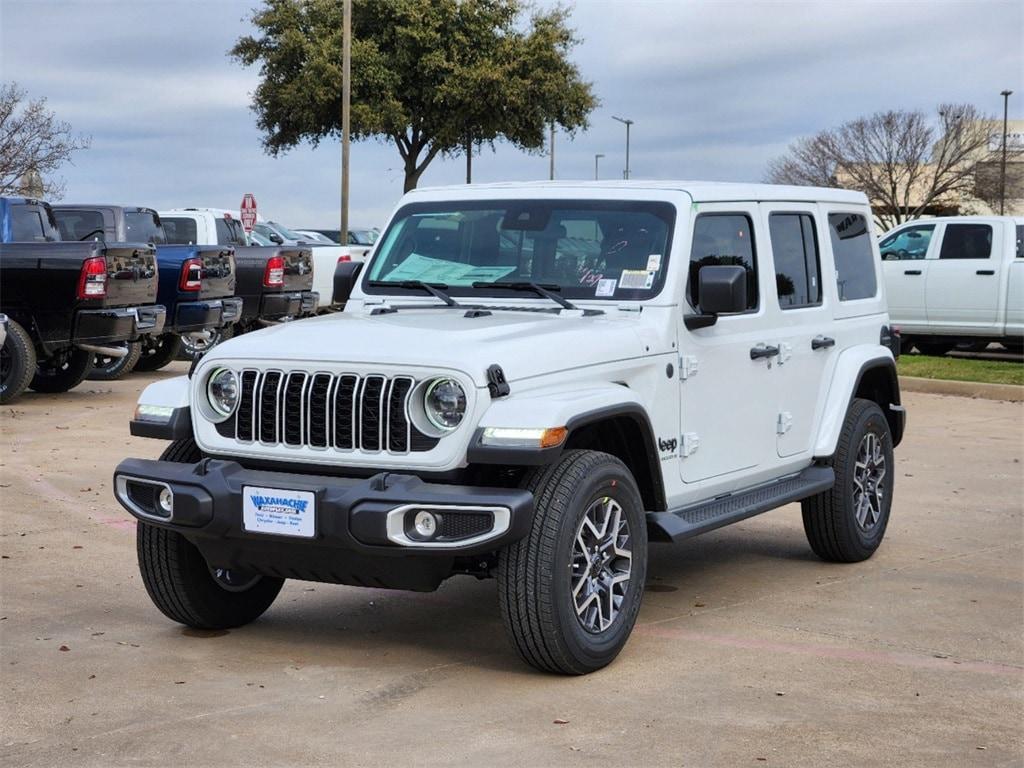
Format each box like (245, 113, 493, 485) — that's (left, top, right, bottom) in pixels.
(232, 370, 432, 454)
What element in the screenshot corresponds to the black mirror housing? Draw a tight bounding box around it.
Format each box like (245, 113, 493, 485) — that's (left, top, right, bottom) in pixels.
(333, 260, 364, 306)
(698, 265, 747, 315)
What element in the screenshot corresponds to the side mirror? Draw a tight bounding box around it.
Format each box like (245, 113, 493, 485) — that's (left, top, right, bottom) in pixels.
(269, 232, 284, 244)
(333, 260, 364, 306)
(684, 265, 747, 330)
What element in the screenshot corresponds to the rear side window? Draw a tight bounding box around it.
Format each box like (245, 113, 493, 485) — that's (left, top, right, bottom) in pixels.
(54, 209, 104, 241)
(162, 217, 198, 244)
(939, 224, 992, 259)
(10, 204, 54, 241)
(769, 213, 821, 309)
(688, 214, 758, 310)
(879, 224, 935, 261)
(828, 213, 877, 301)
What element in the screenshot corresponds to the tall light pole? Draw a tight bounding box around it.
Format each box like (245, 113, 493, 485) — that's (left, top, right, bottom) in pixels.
(594, 153, 605, 180)
(340, 0, 351, 242)
(1000, 89, 1013, 216)
(549, 123, 555, 181)
(611, 115, 634, 179)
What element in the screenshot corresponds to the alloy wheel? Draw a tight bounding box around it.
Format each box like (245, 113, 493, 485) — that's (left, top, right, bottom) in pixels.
(570, 496, 633, 633)
(853, 432, 887, 531)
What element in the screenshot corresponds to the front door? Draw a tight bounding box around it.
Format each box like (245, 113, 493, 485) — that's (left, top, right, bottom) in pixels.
(879, 223, 937, 329)
(678, 204, 776, 484)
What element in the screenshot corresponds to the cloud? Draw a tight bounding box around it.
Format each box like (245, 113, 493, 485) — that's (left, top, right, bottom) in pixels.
(1, 0, 1021, 227)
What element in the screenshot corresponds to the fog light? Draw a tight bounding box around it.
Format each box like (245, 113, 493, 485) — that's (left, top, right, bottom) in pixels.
(413, 510, 438, 539)
(158, 487, 174, 516)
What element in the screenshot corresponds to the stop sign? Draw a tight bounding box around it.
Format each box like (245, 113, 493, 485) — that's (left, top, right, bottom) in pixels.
(240, 193, 257, 233)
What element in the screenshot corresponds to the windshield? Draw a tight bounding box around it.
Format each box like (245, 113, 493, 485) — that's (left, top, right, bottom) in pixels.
(364, 200, 675, 301)
(267, 221, 305, 241)
(351, 229, 378, 245)
(125, 210, 166, 244)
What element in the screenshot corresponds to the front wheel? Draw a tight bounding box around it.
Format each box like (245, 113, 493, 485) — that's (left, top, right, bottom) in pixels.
(498, 450, 647, 675)
(135, 437, 284, 629)
(802, 398, 894, 563)
(87, 341, 141, 381)
(29, 347, 93, 393)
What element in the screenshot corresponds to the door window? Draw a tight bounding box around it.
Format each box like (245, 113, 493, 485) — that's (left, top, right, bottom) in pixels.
(939, 224, 992, 260)
(769, 213, 821, 309)
(879, 225, 935, 261)
(688, 214, 758, 310)
(828, 213, 877, 301)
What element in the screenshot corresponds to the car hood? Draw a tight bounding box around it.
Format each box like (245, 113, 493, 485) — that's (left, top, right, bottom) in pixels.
(207, 306, 652, 386)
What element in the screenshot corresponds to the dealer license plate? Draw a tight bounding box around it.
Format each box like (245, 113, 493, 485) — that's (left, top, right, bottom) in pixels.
(242, 486, 315, 538)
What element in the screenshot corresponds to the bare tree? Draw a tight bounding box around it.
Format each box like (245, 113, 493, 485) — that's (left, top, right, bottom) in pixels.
(766, 104, 993, 230)
(0, 82, 90, 200)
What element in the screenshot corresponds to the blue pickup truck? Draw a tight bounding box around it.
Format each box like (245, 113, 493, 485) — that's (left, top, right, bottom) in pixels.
(0, 197, 166, 402)
(51, 205, 242, 377)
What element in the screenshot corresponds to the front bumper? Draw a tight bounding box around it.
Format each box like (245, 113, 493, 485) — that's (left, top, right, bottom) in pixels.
(73, 305, 167, 344)
(113, 458, 533, 591)
(260, 291, 319, 321)
(171, 297, 243, 333)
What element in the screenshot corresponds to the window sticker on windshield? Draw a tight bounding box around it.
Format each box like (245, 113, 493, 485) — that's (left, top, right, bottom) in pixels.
(619, 269, 655, 290)
(595, 278, 617, 297)
(646, 254, 662, 272)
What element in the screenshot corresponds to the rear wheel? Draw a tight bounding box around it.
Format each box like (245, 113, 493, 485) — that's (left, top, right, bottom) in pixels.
(178, 325, 233, 362)
(87, 341, 141, 381)
(0, 319, 37, 404)
(29, 347, 93, 393)
(498, 450, 647, 674)
(136, 438, 284, 629)
(134, 334, 182, 372)
(802, 398, 894, 563)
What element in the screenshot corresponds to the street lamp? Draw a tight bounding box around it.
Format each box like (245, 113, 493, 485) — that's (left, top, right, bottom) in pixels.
(594, 153, 605, 180)
(611, 115, 634, 179)
(1000, 89, 1013, 216)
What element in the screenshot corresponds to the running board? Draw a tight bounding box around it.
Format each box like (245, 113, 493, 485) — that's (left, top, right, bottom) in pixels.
(646, 465, 834, 543)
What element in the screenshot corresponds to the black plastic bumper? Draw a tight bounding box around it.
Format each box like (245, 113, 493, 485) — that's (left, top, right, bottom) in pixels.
(172, 297, 243, 333)
(73, 305, 167, 344)
(113, 457, 533, 591)
(260, 291, 319, 320)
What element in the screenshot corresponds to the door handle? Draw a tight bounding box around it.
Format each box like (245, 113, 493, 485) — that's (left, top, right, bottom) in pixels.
(750, 344, 780, 360)
(811, 335, 836, 350)
(904, 269, 922, 275)
(976, 269, 995, 276)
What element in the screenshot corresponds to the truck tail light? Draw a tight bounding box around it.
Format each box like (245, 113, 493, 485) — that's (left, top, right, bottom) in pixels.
(263, 255, 285, 287)
(179, 258, 203, 291)
(77, 256, 108, 299)
(337, 254, 351, 263)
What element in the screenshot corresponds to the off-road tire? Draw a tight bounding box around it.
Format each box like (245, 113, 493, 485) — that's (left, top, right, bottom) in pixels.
(802, 398, 894, 563)
(29, 347, 93, 393)
(87, 341, 141, 381)
(0, 318, 37, 404)
(134, 334, 182, 372)
(498, 449, 647, 675)
(135, 438, 284, 629)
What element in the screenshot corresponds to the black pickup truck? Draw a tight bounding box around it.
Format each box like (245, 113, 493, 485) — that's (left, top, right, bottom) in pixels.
(52, 204, 242, 376)
(0, 197, 166, 402)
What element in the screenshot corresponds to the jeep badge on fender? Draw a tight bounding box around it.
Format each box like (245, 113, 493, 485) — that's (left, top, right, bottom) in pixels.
(113, 181, 905, 675)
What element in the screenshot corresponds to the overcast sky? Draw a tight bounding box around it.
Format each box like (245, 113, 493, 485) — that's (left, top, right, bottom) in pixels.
(1, 0, 1021, 228)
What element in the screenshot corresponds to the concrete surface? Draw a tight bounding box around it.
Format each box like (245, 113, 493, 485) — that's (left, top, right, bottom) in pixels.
(1, 364, 1021, 767)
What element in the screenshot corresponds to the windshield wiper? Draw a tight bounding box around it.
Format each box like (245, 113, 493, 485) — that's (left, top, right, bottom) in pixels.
(368, 280, 461, 307)
(472, 281, 579, 311)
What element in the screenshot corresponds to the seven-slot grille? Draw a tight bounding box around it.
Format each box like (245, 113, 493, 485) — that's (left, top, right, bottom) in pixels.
(221, 370, 439, 454)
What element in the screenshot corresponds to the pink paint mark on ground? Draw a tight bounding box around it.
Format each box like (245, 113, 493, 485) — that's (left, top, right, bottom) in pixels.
(636, 624, 1023, 678)
(96, 516, 135, 532)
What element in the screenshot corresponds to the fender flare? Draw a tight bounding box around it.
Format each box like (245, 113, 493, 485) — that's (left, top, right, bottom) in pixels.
(814, 350, 904, 457)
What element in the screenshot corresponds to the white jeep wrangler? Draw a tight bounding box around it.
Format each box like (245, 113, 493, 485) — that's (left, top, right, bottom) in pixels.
(115, 181, 905, 675)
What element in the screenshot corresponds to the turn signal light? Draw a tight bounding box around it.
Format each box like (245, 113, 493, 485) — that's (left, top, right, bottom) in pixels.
(179, 258, 203, 291)
(263, 255, 285, 287)
(480, 426, 568, 449)
(77, 256, 108, 299)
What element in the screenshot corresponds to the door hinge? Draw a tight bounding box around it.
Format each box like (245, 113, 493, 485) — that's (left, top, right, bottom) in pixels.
(681, 432, 700, 457)
(679, 355, 699, 380)
(777, 411, 793, 435)
(777, 342, 793, 365)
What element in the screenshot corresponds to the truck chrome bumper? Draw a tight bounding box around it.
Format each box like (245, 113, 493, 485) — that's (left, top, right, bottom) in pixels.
(73, 305, 167, 344)
(172, 297, 244, 333)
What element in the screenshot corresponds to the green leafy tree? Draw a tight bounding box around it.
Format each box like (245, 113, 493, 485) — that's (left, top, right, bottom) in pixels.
(231, 0, 597, 192)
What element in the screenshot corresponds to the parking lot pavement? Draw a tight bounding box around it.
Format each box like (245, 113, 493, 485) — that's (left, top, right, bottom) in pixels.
(1, 365, 1021, 768)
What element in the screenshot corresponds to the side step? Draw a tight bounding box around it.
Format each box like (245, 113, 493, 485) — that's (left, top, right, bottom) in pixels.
(646, 465, 834, 543)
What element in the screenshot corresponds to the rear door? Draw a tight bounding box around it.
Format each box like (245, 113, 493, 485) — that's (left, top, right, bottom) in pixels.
(925, 222, 1000, 331)
(879, 223, 937, 327)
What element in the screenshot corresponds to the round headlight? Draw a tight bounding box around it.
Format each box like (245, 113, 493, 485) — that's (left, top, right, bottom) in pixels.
(423, 378, 466, 431)
(206, 368, 238, 419)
